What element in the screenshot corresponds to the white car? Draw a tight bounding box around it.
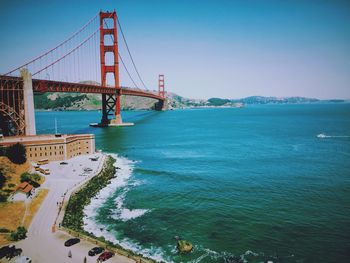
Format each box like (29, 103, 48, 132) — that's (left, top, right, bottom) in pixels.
(14, 256, 32, 263)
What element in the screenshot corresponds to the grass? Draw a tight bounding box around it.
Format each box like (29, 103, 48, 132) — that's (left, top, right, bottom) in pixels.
(0, 156, 30, 200)
(0, 234, 10, 246)
(0, 189, 49, 246)
(0, 156, 29, 187)
(0, 201, 25, 231)
(23, 188, 49, 228)
(0, 156, 48, 246)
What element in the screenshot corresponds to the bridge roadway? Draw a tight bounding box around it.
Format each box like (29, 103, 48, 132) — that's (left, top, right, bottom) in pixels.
(0, 75, 165, 101)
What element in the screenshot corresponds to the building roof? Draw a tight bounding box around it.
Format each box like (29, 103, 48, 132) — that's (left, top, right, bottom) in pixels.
(0, 133, 94, 146)
(15, 182, 33, 193)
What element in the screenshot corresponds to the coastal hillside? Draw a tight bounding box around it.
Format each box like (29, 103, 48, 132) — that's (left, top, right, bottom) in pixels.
(33, 90, 210, 110)
(33, 82, 346, 111)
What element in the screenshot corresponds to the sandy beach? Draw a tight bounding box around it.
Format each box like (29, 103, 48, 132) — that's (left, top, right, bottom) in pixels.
(10, 153, 134, 263)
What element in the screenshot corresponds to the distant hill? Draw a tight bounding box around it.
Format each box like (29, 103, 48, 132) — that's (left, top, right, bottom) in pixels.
(231, 96, 346, 104)
(33, 90, 211, 111)
(232, 96, 320, 104)
(33, 82, 347, 111)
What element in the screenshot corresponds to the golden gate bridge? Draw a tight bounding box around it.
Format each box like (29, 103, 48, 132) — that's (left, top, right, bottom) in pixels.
(0, 10, 166, 136)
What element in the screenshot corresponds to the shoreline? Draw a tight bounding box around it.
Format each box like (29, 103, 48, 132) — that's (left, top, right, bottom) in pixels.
(59, 154, 156, 263)
(11, 153, 135, 263)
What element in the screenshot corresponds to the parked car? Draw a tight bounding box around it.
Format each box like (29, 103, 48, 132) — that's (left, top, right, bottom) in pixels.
(60, 161, 68, 165)
(0, 245, 22, 260)
(64, 238, 80, 247)
(11, 248, 23, 258)
(0, 246, 10, 259)
(98, 251, 114, 261)
(88, 246, 105, 256)
(1, 246, 22, 260)
(14, 256, 32, 263)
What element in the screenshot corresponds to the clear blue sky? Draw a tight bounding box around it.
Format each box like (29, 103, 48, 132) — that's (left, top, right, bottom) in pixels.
(0, 0, 349, 99)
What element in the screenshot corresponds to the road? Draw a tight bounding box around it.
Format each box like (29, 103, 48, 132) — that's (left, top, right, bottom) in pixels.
(13, 153, 134, 263)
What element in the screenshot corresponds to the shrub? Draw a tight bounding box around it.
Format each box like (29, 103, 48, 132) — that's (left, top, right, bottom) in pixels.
(6, 143, 26, 164)
(62, 156, 116, 231)
(0, 147, 5, 156)
(0, 169, 5, 188)
(0, 193, 7, 202)
(0, 228, 10, 233)
(20, 172, 41, 188)
(9, 226, 27, 241)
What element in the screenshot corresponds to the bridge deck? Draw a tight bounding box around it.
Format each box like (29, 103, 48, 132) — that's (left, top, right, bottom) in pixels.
(0, 75, 165, 101)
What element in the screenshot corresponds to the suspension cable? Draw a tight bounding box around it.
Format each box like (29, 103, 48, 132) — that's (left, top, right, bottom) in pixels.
(5, 12, 99, 76)
(117, 17, 148, 90)
(103, 20, 139, 89)
(33, 29, 99, 76)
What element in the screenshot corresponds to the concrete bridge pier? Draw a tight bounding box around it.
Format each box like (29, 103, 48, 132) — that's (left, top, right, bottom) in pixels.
(154, 99, 167, 111)
(21, 68, 36, 135)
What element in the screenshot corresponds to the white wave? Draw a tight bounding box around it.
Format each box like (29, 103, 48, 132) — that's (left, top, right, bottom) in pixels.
(83, 154, 133, 222)
(189, 245, 261, 263)
(120, 208, 149, 221)
(244, 250, 258, 257)
(85, 221, 171, 262)
(317, 133, 350, 138)
(112, 190, 150, 221)
(83, 154, 170, 263)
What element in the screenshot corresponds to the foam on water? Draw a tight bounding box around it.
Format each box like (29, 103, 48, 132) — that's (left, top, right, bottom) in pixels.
(317, 133, 350, 138)
(83, 154, 133, 223)
(112, 190, 149, 221)
(83, 154, 169, 262)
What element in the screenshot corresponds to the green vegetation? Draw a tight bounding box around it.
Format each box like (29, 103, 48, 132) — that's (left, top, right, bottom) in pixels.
(0, 194, 7, 202)
(62, 156, 155, 263)
(0, 169, 5, 189)
(0, 228, 10, 233)
(9, 226, 27, 241)
(208, 97, 231, 106)
(20, 172, 42, 188)
(5, 143, 26, 164)
(62, 156, 117, 230)
(34, 93, 88, 109)
(0, 173, 7, 201)
(0, 147, 6, 156)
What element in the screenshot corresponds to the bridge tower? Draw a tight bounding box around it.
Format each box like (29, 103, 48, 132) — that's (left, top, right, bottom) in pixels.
(99, 11, 122, 126)
(158, 74, 165, 98)
(155, 74, 166, 111)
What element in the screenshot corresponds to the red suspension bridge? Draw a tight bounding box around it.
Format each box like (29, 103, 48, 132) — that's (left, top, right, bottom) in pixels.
(0, 10, 166, 136)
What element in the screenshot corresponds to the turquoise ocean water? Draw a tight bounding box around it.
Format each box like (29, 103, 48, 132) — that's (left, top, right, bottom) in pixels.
(36, 104, 350, 262)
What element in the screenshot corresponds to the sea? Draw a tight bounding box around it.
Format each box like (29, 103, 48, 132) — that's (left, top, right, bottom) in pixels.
(36, 103, 350, 263)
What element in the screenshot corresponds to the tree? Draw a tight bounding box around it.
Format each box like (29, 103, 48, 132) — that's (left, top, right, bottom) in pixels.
(0, 146, 6, 156)
(9, 226, 27, 241)
(20, 172, 41, 188)
(6, 143, 26, 164)
(0, 169, 5, 188)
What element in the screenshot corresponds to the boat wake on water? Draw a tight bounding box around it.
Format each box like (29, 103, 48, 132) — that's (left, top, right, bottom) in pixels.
(317, 133, 350, 139)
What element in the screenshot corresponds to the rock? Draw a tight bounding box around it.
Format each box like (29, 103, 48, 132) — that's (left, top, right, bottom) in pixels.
(177, 239, 193, 253)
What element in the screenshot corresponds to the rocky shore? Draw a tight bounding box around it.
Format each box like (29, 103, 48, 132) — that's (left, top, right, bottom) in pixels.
(61, 155, 155, 263)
